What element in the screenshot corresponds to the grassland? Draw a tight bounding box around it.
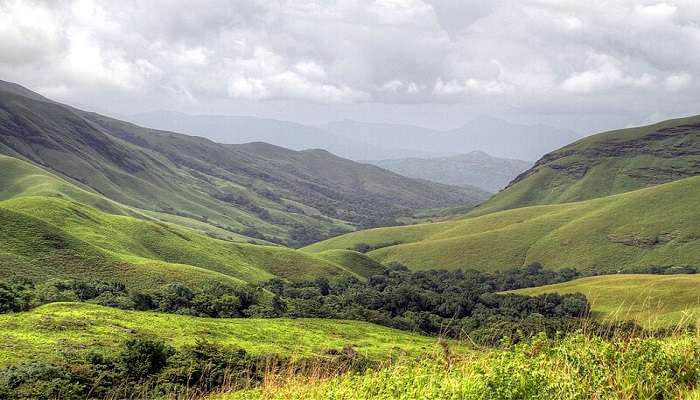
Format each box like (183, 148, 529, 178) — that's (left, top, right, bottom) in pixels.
(472, 114, 700, 216)
(513, 274, 700, 328)
(217, 333, 700, 399)
(304, 176, 700, 273)
(0, 303, 449, 368)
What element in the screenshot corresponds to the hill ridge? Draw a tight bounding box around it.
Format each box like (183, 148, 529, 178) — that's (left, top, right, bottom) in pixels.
(474, 114, 700, 216)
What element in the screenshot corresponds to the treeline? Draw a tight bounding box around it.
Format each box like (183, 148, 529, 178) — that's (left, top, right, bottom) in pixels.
(0, 337, 371, 400)
(259, 263, 590, 344)
(4, 262, 692, 345)
(0, 277, 264, 318)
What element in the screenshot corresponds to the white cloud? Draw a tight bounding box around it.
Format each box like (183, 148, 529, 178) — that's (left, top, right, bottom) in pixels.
(561, 53, 657, 93)
(434, 78, 511, 96)
(0, 0, 699, 120)
(0, 0, 62, 64)
(665, 72, 693, 91)
(635, 3, 678, 21)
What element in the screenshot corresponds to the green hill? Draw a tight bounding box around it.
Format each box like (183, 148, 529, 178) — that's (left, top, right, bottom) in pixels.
(0, 303, 447, 367)
(0, 154, 386, 288)
(474, 115, 700, 216)
(0, 80, 487, 246)
(303, 176, 700, 272)
(513, 274, 700, 328)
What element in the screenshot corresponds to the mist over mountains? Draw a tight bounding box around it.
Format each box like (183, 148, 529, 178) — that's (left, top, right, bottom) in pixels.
(129, 111, 446, 161)
(367, 152, 532, 193)
(129, 111, 584, 162)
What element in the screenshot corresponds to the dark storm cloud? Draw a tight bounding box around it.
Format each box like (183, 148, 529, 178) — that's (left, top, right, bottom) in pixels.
(1, 0, 699, 126)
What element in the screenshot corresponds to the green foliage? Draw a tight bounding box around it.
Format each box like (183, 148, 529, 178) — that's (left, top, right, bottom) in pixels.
(0, 276, 265, 319)
(259, 264, 590, 342)
(120, 337, 174, 378)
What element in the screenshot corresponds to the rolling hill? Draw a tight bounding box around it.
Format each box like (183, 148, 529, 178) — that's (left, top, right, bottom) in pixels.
(0, 302, 447, 367)
(367, 151, 531, 192)
(303, 175, 700, 272)
(513, 274, 700, 328)
(473, 114, 700, 216)
(0, 80, 486, 246)
(0, 154, 386, 288)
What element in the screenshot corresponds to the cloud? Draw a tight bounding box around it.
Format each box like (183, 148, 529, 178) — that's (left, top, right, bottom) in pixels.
(665, 72, 693, 91)
(0, 0, 698, 122)
(561, 53, 657, 93)
(434, 78, 511, 96)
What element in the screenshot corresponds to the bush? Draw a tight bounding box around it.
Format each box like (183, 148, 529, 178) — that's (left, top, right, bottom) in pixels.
(119, 337, 174, 379)
(0, 362, 83, 400)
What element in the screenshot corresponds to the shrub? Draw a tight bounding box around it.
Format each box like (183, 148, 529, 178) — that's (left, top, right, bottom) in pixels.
(119, 337, 174, 379)
(0, 362, 83, 400)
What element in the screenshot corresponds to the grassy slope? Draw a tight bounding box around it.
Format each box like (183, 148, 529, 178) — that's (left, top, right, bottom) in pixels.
(513, 274, 700, 328)
(304, 176, 700, 272)
(0, 303, 448, 367)
(473, 114, 700, 216)
(314, 250, 387, 279)
(0, 155, 383, 288)
(0, 195, 381, 288)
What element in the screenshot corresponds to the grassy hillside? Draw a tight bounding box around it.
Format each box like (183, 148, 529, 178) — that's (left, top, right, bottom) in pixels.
(513, 274, 700, 328)
(0, 154, 387, 288)
(474, 115, 700, 216)
(0, 80, 486, 246)
(0, 194, 383, 288)
(304, 176, 700, 272)
(0, 303, 446, 367)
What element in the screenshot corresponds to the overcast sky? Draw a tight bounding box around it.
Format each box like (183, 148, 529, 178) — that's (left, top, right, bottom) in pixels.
(2, 0, 700, 132)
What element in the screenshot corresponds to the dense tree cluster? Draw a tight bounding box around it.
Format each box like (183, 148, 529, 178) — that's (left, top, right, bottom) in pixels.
(259, 263, 588, 343)
(0, 278, 263, 318)
(622, 265, 699, 274)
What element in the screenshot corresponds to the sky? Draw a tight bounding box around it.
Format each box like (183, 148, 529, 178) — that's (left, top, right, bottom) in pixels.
(1, 0, 700, 132)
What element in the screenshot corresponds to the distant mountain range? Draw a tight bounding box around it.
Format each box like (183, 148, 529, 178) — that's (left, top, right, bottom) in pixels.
(321, 118, 584, 161)
(129, 111, 584, 162)
(128, 111, 447, 161)
(367, 152, 531, 193)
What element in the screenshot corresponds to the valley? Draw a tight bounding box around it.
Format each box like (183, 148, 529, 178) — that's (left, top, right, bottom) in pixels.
(0, 80, 699, 399)
(4, 3, 700, 398)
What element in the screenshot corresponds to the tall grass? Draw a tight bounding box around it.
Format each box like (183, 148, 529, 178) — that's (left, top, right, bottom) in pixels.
(209, 327, 700, 400)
